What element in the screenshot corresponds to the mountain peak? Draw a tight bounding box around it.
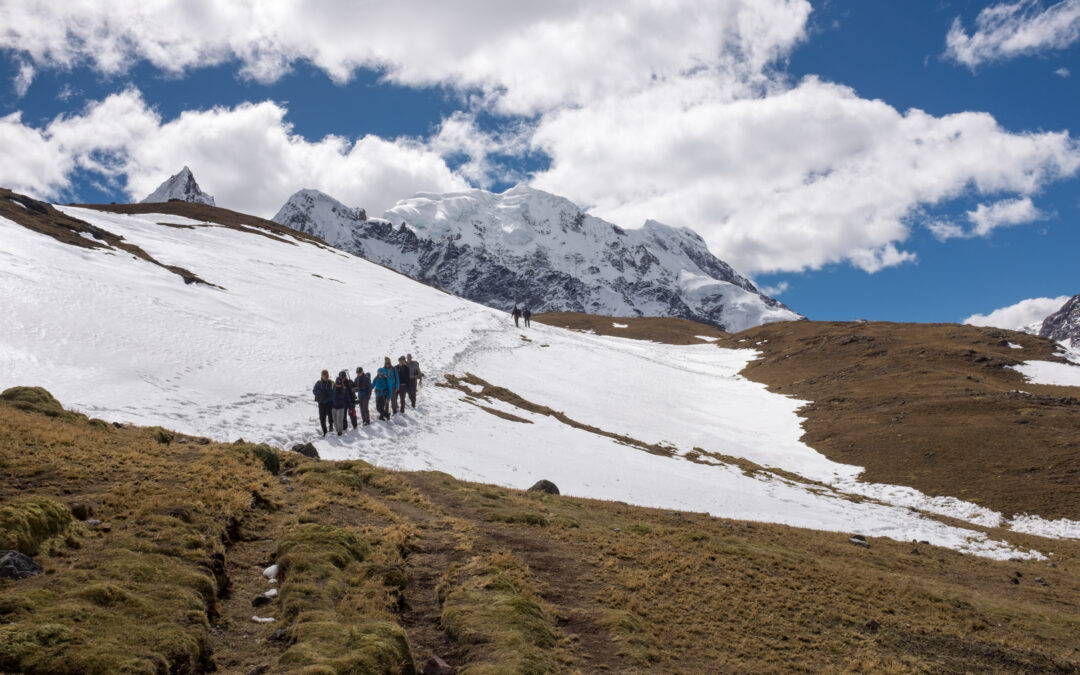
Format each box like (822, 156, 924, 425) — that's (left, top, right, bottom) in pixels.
(141, 167, 215, 206)
(1039, 294, 1080, 347)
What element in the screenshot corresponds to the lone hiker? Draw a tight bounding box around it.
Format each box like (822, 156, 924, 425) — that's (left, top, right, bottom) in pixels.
(522, 307, 532, 327)
(511, 305, 522, 327)
(406, 353, 423, 408)
(331, 373, 351, 435)
(395, 356, 412, 413)
(354, 367, 372, 426)
(313, 369, 334, 437)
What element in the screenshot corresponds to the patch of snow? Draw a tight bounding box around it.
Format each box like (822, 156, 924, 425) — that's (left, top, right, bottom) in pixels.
(1008, 514, 1080, 539)
(262, 564, 279, 580)
(612, 322, 628, 328)
(695, 335, 718, 342)
(1007, 342, 1023, 349)
(9, 198, 27, 208)
(251, 616, 275, 623)
(1010, 360, 1080, 387)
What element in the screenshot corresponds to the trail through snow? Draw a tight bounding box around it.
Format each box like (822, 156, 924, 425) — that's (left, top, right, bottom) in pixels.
(1, 206, 1077, 560)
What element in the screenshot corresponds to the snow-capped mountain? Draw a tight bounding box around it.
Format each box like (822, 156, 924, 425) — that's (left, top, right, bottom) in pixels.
(141, 166, 216, 206)
(1040, 294, 1080, 347)
(5, 192, 1074, 559)
(272, 185, 800, 332)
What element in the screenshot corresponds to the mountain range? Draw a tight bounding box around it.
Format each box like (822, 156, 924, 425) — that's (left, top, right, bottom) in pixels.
(271, 185, 799, 332)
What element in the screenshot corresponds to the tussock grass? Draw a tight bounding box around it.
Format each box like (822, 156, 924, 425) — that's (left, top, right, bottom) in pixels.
(0, 496, 78, 556)
(438, 551, 563, 674)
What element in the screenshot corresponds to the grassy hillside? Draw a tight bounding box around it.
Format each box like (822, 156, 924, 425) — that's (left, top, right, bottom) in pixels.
(2, 386, 1079, 673)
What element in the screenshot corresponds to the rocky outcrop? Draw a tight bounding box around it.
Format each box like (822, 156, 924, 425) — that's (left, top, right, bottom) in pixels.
(1040, 294, 1080, 347)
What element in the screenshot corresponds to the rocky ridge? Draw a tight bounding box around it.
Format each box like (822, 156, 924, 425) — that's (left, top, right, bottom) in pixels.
(272, 185, 799, 332)
(1040, 294, 1080, 347)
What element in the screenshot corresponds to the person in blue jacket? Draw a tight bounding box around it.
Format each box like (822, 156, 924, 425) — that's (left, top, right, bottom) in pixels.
(374, 360, 394, 421)
(331, 373, 352, 435)
(381, 356, 401, 415)
(354, 366, 372, 426)
(312, 369, 334, 436)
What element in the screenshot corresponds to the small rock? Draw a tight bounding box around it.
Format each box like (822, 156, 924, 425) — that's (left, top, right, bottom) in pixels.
(279, 475, 291, 484)
(864, 619, 881, 633)
(1048, 562, 1057, 568)
(84, 519, 103, 528)
(1013, 571, 1022, 578)
(528, 479, 559, 495)
(1035, 577, 1049, 586)
(291, 442, 319, 459)
(246, 665, 270, 675)
(252, 594, 273, 608)
(850, 534, 867, 542)
(1009, 577, 1019, 585)
(263, 564, 279, 580)
(422, 655, 457, 675)
(0, 550, 43, 580)
(268, 628, 288, 642)
(284, 485, 293, 493)
(909, 547, 921, 555)
(849, 536, 870, 548)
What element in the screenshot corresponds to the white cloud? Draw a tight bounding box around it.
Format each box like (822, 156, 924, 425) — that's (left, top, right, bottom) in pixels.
(528, 76, 1080, 273)
(13, 60, 34, 97)
(967, 197, 1048, 236)
(1057, 66, 1072, 76)
(946, 0, 1080, 68)
(0, 0, 811, 115)
(964, 295, 1072, 331)
(0, 90, 468, 217)
(759, 281, 789, 297)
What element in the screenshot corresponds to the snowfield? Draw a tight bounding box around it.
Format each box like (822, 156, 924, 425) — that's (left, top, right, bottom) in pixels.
(2, 206, 1077, 560)
(1010, 345, 1080, 387)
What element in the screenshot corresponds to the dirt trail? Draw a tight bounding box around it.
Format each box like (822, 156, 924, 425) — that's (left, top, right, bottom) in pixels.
(208, 480, 297, 673)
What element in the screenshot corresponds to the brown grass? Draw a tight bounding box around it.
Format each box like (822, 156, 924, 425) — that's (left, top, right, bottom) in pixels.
(534, 311, 727, 344)
(4, 388, 1080, 673)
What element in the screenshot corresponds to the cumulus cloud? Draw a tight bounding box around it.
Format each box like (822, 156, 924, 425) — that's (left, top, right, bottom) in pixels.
(0, 90, 468, 217)
(929, 196, 1049, 240)
(946, 0, 1080, 68)
(0, 0, 811, 115)
(529, 76, 1080, 273)
(964, 295, 1072, 330)
(13, 60, 34, 97)
(1057, 66, 1072, 76)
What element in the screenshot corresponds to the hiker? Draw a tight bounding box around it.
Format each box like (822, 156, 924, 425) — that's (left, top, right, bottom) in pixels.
(340, 370, 358, 430)
(373, 367, 391, 421)
(406, 353, 423, 408)
(354, 367, 372, 425)
(511, 305, 522, 327)
(377, 357, 398, 419)
(312, 370, 334, 436)
(331, 373, 351, 435)
(395, 356, 411, 413)
(523, 307, 532, 327)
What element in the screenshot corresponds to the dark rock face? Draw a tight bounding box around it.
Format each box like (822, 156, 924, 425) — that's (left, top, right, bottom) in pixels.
(0, 550, 43, 580)
(528, 479, 560, 495)
(272, 187, 801, 332)
(1039, 294, 1080, 347)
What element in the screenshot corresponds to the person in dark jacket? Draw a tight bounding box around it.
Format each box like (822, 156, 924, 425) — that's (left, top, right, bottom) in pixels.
(331, 374, 351, 435)
(394, 356, 411, 413)
(382, 356, 401, 414)
(406, 353, 423, 408)
(340, 369, 358, 429)
(312, 369, 334, 436)
(511, 305, 522, 327)
(522, 307, 532, 327)
(354, 367, 372, 425)
(380, 360, 397, 419)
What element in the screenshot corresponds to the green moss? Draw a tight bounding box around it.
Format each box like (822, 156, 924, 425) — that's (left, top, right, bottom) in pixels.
(251, 443, 281, 475)
(280, 620, 415, 674)
(0, 386, 80, 420)
(485, 510, 550, 527)
(439, 553, 561, 673)
(0, 496, 76, 556)
(150, 426, 173, 444)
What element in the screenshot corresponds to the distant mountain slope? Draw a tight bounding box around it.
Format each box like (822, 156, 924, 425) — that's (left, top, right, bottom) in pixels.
(272, 185, 800, 332)
(1040, 294, 1080, 347)
(141, 166, 216, 206)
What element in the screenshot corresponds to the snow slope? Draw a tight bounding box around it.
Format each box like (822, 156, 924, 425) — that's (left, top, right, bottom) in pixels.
(273, 186, 800, 332)
(141, 166, 216, 206)
(1, 204, 1074, 559)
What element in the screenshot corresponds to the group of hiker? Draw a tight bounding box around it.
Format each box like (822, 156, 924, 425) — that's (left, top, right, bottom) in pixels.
(512, 306, 532, 327)
(312, 354, 424, 436)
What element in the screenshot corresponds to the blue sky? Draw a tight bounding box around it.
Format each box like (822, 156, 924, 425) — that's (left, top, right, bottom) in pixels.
(0, 1, 1077, 326)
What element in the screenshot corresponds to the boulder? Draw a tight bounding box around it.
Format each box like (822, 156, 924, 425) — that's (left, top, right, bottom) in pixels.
(0, 550, 43, 580)
(291, 442, 319, 459)
(848, 534, 869, 548)
(528, 479, 560, 495)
